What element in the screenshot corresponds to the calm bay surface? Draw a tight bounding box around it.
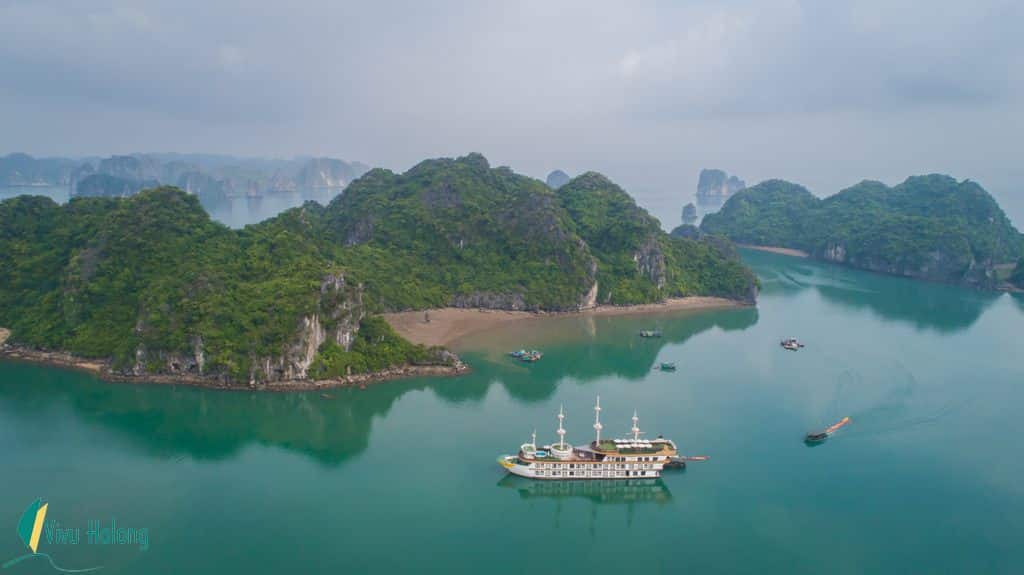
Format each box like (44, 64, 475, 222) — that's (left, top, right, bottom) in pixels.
(1, 250, 1023, 574)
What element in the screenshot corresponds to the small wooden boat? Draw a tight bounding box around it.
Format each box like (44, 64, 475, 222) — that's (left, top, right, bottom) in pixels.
(780, 337, 805, 351)
(658, 362, 677, 371)
(805, 416, 851, 443)
(639, 330, 663, 338)
(508, 349, 543, 362)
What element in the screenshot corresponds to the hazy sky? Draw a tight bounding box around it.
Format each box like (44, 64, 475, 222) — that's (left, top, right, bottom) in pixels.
(2, 0, 1022, 224)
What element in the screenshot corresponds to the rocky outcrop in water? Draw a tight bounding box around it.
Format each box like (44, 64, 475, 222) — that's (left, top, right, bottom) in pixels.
(176, 171, 230, 207)
(0, 153, 79, 187)
(696, 169, 745, 206)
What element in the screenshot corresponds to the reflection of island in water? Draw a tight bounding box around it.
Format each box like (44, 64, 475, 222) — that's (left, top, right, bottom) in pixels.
(0, 301, 754, 468)
(450, 306, 759, 402)
(742, 249, 1001, 332)
(1013, 293, 1024, 313)
(0, 363, 437, 467)
(497, 475, 672, 505)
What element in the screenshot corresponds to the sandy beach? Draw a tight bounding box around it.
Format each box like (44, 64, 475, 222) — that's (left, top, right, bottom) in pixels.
(0, 328, 9, 346)
(383, 296, 745, 347)
(738, 244, 810, 258)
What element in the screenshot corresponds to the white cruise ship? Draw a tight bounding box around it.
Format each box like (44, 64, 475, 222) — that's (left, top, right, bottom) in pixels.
(498, 398, 679, 480)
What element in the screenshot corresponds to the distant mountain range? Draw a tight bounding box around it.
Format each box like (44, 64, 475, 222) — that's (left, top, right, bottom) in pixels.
(0, 152, 371, 208)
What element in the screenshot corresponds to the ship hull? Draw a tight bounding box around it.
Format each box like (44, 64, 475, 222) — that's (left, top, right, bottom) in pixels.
(499, 455, 665, 480)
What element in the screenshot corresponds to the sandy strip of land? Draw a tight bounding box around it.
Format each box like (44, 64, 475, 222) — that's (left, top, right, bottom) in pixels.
(0, 328, 9, 346)
(383, 296, 744, 348)
(738, 244, 810, 258)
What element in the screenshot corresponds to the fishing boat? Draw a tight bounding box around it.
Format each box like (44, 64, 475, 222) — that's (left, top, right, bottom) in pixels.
(639, 330, 663, 338)
(780, 337, 804, 351)
(498, 398, 680, 480)
(508, 349, 543, 362)
(658, 362, 677, 371)
(805, 416, 851, 443)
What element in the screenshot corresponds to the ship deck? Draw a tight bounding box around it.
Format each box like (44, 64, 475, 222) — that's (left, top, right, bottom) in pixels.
(523, 440, 676, 462)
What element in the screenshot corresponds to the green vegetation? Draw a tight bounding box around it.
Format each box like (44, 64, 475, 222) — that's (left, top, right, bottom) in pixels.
(0, 189, 333, 379)
(0, 154, 758, 384)
(308, 317, 449, 379)
(701, 175, 1024, 287)
(318, 155, 596, 311)
(558, 173, 756, 304)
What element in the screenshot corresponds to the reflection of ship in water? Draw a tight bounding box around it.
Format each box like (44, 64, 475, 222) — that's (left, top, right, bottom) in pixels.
(497, 475, 672, 505)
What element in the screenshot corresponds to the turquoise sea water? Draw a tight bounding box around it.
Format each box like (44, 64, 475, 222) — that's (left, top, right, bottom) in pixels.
(1, 250, 1023, 574)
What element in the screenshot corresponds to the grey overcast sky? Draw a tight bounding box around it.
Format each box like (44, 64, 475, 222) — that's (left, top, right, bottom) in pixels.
(2, 0, 1022, 224)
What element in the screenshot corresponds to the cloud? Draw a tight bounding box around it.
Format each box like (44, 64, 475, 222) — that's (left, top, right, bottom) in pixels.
(0, 0, 1021, 220)
(217, 44, 244, 69)
(616, 7, 754, 84)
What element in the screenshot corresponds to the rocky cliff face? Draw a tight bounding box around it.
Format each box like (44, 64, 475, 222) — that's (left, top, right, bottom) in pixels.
(297, 158, 365, 189)
(125, 272, 366, 384)
(634, 237, 667, 289)
(249, 272, 365, 383)
(696, 169, 746, 206)
(816, 241, 994, 287)
(98, 155, 164, 182)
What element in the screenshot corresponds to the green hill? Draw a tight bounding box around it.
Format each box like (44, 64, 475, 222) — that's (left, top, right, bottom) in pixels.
(318, 153, 596, 311)
(701, 175, 1024, 288)
(557, 172, 756, 304)
(0, 154, 757, 385)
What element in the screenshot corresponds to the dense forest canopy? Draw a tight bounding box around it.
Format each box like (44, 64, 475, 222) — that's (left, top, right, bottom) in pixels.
(701, 175, 1023, 288)
(0, 154, 757, 384)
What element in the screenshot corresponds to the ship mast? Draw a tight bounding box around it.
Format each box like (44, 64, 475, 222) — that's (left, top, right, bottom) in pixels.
(593, 396, 603, 444)
(632, 410, 642, 441)
(557, 404, 567, 449)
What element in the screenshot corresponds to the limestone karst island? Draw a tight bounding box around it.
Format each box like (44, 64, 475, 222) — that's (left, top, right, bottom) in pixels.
(2, 2, 1023, 574)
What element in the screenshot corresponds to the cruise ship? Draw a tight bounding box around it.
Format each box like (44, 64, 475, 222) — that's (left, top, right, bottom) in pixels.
(498, 398, 679, 480)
